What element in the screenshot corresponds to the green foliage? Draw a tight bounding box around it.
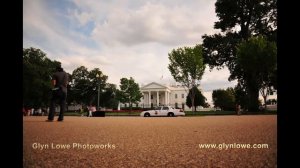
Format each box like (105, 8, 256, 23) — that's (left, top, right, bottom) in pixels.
(117, 77, 143, 110)
(71, 66, 108, 107)
(23, 47, 61, 108)
(234, 83, 248, 110)
(186, 86, 207, 111)
(236, 36, 277, 80)
(102, 84, 119, 109)
(168, 45, 205, 87)
(202, 32, 241, 70)
(214, 0, 277, 39)
(202, 0, 277, 112)
(168, 45, 206, 111)
(212, 88, 236, 111)
(236, 36, 277, 111)
(203, 0, 277, 70)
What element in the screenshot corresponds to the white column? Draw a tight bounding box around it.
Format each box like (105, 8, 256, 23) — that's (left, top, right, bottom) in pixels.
(168, 92, 170, 106)
(148, 91, 151, 107)
(157, 91, 159, 106)
(164, 91, 167, 105)
(142, 93, 145, 104)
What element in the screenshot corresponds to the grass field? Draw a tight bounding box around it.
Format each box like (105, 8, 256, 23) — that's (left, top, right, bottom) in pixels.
(63, 110, 277, 117)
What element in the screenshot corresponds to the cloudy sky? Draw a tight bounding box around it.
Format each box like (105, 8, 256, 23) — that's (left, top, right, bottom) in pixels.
(23, 0, 237, 93)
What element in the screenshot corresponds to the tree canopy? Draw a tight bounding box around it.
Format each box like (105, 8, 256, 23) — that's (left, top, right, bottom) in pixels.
(212, 88, 236, 111)
(71, 66, 108, 107)
(186, 86, 207, 111)
(236, 35, 277, 111)
(23, 47, 61, 108)
(202, 0, 277, 111)
(168, 45, 206, 112)
(117, 77, 142, 110)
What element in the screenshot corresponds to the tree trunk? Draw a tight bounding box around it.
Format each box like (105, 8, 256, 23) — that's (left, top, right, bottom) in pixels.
(260, 88, 268, 110)
(192, 98, 195, 113)
(263, 96, 267, 110)
(129, 100, 132, 114)
(247, 88, 259, 112)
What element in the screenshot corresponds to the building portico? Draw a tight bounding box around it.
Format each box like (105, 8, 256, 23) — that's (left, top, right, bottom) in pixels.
(141, 82, 171, 108)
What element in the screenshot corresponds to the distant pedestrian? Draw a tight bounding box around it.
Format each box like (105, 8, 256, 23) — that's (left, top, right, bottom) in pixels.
(47, 65, 69, 122)
(88, 105, 96, 117)
(236, 104, 241, 115)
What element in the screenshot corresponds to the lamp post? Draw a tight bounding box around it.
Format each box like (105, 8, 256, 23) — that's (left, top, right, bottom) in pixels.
(97, 84, 100, 110)
(96, 73, 102, 110)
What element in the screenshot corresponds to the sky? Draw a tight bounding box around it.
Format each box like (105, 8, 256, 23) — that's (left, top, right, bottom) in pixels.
(23, 0, 237, 94)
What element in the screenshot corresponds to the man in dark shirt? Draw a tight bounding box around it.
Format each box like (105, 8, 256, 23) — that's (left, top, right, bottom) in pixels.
(47, 65, 69, 122)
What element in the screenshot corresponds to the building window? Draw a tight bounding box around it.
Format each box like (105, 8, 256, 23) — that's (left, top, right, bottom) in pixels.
(151, 95, 153, 99)
(175, 94, 177, 99)
(181, 94, 184, 98)
(175, 103, 178, 108)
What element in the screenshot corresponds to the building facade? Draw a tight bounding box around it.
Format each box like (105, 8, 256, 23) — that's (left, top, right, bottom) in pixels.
(121, 82, 203, 110)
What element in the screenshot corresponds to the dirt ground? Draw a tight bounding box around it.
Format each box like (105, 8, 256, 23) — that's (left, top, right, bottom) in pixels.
(23, 115, 277, 168)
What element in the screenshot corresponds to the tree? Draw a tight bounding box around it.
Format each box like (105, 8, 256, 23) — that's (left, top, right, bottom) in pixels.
(202, 0, 277, 111)
(214, 0, 277, 40)
(71, 66, 108, 106)
(212, 88, 235, 111)
(168, 45, 206, 112)
(186, 86, 207, 111)
(101, 83, 119, 109)
(236, 36, 277, 111)
(234, 83, 248, 110)
(118, 77, 142, 111)
(23, 47, 61, 108)
(71, 66, 91, 105)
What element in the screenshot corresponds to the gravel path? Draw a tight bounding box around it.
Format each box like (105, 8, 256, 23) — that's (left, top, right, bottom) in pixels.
(23, 115, 277, 168)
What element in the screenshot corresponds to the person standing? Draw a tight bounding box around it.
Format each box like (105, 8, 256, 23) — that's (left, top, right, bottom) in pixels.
(88, 105, 93, 117)
(88, 105, 96, 117)
(236, 104, 241, 116)
(47, 65, 68, 122)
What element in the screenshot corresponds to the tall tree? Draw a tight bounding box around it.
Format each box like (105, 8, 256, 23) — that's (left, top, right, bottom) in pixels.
(71, 66, 108, 107)
(23, 47, 61, 108)
(168, 45, 206, 112)
(234, 83, 248, 110)
(236, 36, 277, 111)
(101, 83, 119, 109)
(71, 66, 90, 105)
(186, 86, 207, 111)
(214, 0, 277, 40)
(118, 77, 142, 111)
(212, 88, 236, 111)
(202, 0, 277, 111)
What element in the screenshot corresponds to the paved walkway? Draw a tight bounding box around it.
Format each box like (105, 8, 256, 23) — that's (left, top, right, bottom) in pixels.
(23, 115, 277, 167)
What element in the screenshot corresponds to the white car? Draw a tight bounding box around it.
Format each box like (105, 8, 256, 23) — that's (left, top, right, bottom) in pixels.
(140, 106, 185, 117)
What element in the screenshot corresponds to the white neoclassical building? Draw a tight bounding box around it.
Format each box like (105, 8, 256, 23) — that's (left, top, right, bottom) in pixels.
(138, 82, 201, 110)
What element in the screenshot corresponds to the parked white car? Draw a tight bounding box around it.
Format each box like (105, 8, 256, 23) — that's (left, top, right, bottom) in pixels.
(140, 106, 185, 117)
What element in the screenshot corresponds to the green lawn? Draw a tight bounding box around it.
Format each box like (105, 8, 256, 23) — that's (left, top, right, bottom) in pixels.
(63, 110, 277, 117)
(63, 111, 141, 116)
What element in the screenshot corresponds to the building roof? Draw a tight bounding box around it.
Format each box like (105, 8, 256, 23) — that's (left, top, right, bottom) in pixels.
(141, 82, 169, 90)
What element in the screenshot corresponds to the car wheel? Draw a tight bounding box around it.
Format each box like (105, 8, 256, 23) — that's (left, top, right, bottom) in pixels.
(168, 112, 174, 117)
(144, 113, 150, 117)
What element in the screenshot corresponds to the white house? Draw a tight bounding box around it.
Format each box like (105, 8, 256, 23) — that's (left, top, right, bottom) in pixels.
(121, 82, 209, 111)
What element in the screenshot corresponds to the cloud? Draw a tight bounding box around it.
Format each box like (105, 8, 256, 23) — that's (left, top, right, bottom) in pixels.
(201, 67, 237, 91)
(72, 9, 93, 27)
(90, 1, 216, 47)
(23, 0, 234, 93)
